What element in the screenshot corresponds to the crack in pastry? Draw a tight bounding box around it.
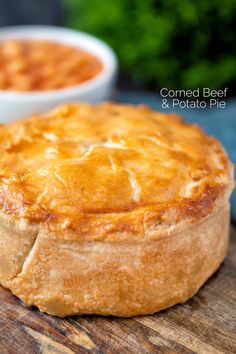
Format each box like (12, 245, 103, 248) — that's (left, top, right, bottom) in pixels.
(0, 102, 234, 317)
(0, 213, 39, 284)
(16, 229, 39, 277)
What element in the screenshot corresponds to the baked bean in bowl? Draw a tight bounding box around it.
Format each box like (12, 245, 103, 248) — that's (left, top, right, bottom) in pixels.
(0, 40, 103, 91)
(0, 26, 117, 122)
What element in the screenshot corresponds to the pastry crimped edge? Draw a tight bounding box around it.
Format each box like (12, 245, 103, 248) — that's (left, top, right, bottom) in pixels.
(0, 185, 233, 317)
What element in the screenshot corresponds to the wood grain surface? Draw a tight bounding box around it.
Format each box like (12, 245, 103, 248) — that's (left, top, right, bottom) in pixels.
(0, 226, 236, 354)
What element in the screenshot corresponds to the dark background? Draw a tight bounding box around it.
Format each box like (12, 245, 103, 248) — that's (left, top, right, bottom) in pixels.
(0, 0, 62, 27)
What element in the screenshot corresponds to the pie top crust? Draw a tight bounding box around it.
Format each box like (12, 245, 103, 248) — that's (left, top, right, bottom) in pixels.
(0, 103, 233, 241)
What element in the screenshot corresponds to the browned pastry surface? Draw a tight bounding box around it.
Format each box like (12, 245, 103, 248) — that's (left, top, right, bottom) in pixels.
(0, 103, 233, 241)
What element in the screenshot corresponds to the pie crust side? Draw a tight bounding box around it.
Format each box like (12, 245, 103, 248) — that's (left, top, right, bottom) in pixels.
(0, 200, 231, 317)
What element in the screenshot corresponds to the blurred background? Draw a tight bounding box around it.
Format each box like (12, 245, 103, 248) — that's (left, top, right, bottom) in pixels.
(0, 0, 235, 95)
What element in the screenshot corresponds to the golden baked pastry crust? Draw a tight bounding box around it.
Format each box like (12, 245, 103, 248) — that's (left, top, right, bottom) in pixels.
(0, 102, 234, 317)
(0, 103, 233, 240)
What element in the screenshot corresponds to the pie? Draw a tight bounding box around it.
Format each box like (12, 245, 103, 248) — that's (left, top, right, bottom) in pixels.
(0, 103, 234, 317)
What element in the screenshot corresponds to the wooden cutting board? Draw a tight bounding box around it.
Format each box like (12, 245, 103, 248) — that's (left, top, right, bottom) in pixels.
(0, 226, 236, 354)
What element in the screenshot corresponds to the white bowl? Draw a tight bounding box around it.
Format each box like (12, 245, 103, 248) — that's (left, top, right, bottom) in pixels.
(0, 25, 118, 123)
